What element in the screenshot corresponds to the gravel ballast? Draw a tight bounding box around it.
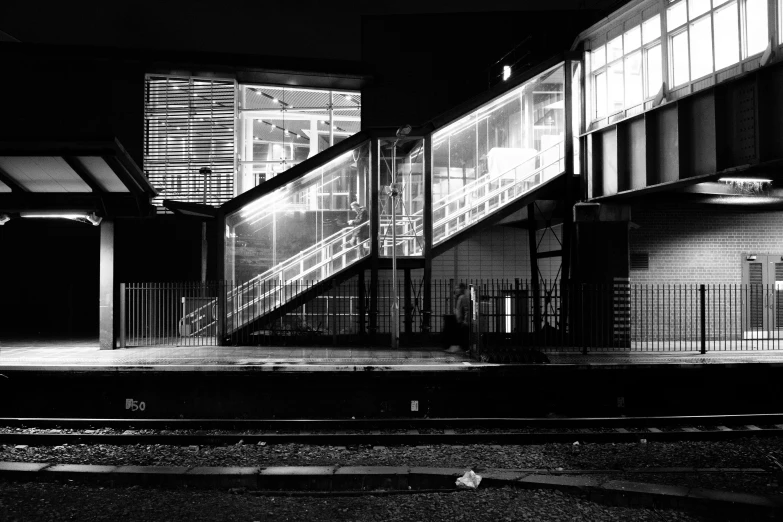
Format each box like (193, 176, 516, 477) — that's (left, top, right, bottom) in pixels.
(0, 481, 704, 521)
(2, 438, 782, 496)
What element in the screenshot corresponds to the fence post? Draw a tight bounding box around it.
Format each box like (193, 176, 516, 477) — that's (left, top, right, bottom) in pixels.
(700, 284, 707, 354)
(119, 283, 126, 349)
(581, 283, 588, 355)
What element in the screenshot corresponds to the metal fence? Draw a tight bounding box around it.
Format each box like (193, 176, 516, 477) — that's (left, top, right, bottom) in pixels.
(121, 281, 783, 352)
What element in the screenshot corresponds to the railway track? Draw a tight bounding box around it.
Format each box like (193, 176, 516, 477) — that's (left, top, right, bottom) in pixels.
(2, 414, 783, 446)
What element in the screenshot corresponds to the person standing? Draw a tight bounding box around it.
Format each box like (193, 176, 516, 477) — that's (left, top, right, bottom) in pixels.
(347, 201, 369, 251)
(446, 283, 470, 353)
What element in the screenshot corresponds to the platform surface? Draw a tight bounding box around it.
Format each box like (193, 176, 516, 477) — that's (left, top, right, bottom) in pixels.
(3, 338, 783, 371)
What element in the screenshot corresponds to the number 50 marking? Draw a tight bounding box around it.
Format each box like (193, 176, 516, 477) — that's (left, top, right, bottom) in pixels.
(125, 398, 146, 412)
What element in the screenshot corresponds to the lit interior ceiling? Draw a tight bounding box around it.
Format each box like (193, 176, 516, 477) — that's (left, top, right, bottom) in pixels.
(242, 86, 361, 146)
(0, 140, 158, 217)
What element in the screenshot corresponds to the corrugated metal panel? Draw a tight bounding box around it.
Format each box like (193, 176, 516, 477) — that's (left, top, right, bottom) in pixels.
(144, 76, 236, 209)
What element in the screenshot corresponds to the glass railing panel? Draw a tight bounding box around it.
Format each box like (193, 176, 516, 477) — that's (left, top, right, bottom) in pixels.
(225, 141, 370, 330)
(431, 62, 566, 245)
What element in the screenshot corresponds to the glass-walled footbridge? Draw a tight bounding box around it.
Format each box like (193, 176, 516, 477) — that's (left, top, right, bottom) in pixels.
(179, 60, 574, 341)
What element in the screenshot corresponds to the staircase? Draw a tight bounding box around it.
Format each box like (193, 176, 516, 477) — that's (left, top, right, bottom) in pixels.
(379, 140, 565, 255)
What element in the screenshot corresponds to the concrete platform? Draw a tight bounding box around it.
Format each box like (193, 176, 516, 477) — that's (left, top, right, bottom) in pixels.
(3, 338, 783, 371)
(1, 461, 781, 519)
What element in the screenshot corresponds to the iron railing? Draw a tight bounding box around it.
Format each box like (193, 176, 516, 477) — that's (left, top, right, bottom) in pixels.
(121, 281, 783, 352)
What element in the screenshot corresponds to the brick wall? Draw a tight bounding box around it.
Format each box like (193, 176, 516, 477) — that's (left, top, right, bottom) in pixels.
(629, 203, 783, 284)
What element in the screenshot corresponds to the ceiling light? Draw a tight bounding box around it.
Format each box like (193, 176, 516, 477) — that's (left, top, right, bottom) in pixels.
(0, 214, 9, 226)
(19, 212, 102, 225)
(503, 65, 511, 81)
(719, 177, 772, 183)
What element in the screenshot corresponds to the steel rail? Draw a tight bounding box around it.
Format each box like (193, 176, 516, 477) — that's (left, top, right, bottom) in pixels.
(2, 413, 783, 430)
(1, 429, 782, 446)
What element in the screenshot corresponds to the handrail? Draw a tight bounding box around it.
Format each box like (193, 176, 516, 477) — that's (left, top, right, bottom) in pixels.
(186, 141, 564, 334)
(433, 140, 563, 212)
(227, 236, 370, 331)
(379, 141, 565, 251)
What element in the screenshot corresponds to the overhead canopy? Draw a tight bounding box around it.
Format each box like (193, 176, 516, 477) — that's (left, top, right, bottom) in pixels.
(0, 138, 158, 219)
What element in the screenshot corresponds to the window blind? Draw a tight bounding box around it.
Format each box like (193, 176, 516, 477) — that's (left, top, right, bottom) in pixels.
(144, 75, 236, 210)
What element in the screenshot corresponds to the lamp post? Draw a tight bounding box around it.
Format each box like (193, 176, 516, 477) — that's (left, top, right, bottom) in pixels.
(200, 167, 212, 283)
(389, 124, 412, 350)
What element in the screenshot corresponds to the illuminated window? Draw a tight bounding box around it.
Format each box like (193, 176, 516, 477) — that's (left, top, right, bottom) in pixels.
(667, 0, 769, 88)
(625, 51, 643, 106)
(744, 0, 768, 57)
(237, 86, 361, 196)
(608, 60, 625, 114)
(689, 15, 714, 80)
(642, 15, 661, 43)
(595, 71, 607, 118)
(671, 30, 690, 87)
(714, 1, 740, 70)
(645, 44, 663, 97)
(590, 14, 663, 121)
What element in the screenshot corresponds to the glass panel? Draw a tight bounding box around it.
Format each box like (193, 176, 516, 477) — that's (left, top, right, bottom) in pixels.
(592, 45, 606, 69)
(671, 30, 691, 86)
(689, 0, 711, 19)
(378, 138, 425, 257)
(607, 60, 625, 114)
(571, 61, 582, 175)
(431, 63, 565, 245)
(643, 15, 661, 44)
(237, 85, 361, 196)
(607, 36, 624, 61)
(690, 16, 714, 79)
(745, 0, 769, 56)
(666, 0, 688, 32)
(668, 1, 688, 29)
(625, 51, 643, 106)
(714, 1, 740, 69)
(646, 44, 663, 97)
(624, 26, 642, 52)
(595, 71, 607, 118)
(225, 141, 370, 296)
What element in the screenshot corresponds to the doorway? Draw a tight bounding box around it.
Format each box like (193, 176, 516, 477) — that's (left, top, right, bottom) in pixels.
(742, 254, 783, 339)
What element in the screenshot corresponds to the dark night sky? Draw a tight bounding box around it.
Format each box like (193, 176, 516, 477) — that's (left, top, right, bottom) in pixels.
(0, 0, 621, 61)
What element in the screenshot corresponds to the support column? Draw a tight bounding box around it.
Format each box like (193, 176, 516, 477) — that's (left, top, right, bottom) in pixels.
(527, 203, 542, 335)
(422, 135, 433, 335)
(369, 138, 380, 342)
(404, 267, 412, 341)
(99, 219, 117, 350)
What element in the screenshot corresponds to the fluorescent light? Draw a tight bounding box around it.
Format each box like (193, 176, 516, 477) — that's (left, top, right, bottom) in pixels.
(19, 212, 102, 226)
(503, 65, 511, 81)
(719, 177, 772, 183)
(20, 212, 86, 219)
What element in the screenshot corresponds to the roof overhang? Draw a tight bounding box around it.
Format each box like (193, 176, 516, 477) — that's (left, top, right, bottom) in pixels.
(0, 138, 158, 222)
(590, 160, 783, 210)
(162, 199, 217, 219)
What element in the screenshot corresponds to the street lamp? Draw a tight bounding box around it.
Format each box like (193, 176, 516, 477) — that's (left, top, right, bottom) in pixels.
(389, 124, 412, 350)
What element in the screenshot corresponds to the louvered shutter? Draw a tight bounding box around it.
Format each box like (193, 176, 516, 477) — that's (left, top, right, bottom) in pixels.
(776, 263, 783, 329)
(144, 76, 236, 209)
(749, 262, 763, 328)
